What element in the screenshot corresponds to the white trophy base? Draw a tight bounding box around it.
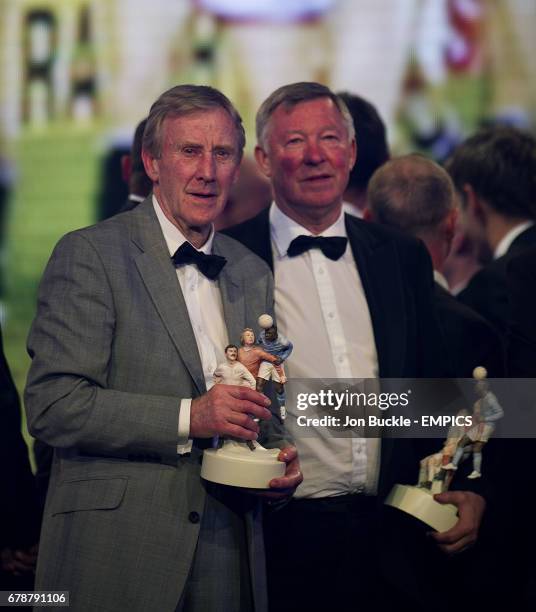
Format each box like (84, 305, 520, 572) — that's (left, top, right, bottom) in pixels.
(201, 440, 286, 488)
(384, 484, 458, 532)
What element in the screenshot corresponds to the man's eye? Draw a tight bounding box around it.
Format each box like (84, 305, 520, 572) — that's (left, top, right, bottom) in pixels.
(322, 134, 339, 142)
(182, 147, 198, 156)
(215, 149, 231, 160)
(286, 137, 303, 146)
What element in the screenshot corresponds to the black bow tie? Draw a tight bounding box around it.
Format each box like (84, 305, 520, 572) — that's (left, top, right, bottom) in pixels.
(287, 235, 348, 261)
(171, 242, 227, 280)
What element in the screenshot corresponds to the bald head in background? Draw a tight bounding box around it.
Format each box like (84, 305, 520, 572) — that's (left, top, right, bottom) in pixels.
(367, 153, 504, 378)
(367, 154, 457, 273)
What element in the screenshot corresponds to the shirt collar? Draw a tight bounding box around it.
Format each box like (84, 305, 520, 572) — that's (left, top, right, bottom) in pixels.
(342, 201, 364, 219)
(494, 221, 534, 259)
(433, 270, 449, 291)
(269, 201, 347, 259)
(152, 194, 214, 256)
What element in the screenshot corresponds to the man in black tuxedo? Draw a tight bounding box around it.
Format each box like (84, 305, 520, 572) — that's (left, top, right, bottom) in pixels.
(225, 82, 486, 612)
(366, 153, 504, 378)
(446, 126, 536, 338)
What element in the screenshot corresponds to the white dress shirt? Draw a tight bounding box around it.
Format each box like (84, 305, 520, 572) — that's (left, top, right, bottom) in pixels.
(270, 203, 380, 498)
(153, 196, 228, 453)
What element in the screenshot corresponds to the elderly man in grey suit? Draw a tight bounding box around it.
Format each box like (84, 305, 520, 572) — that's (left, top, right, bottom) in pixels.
(25, 85, 301, 612)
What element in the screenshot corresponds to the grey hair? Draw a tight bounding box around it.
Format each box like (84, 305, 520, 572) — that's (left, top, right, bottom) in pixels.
(256, 82, 355, 149)
(367, 154, 456, 234)
(143, 84, 246, 158)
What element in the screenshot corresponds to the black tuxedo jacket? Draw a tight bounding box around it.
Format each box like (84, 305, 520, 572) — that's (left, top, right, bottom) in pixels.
(224, 208, 464, 497)
(458, 225, 536, 338)
(507, 245, 536, 377)
(434, 283, 505, 378)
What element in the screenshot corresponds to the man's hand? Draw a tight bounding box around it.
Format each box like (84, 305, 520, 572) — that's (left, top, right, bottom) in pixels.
(0, 544, 38, 576)
(431, 490, 486, 554)
(190, 384, 272, 440)
(264, 446, 303, 501)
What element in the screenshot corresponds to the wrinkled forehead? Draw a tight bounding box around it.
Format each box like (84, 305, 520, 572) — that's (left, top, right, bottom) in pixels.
(265, 97, 350, 143)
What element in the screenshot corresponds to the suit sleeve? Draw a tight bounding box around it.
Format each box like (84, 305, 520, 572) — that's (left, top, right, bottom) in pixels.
(25, 232, 181, 464)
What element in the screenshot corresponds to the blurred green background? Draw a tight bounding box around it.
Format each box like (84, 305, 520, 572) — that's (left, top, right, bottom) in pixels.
(3, 125, 99, 449)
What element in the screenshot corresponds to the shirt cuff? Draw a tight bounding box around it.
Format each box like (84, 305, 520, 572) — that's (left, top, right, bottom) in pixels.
(177, 398, 193, 455)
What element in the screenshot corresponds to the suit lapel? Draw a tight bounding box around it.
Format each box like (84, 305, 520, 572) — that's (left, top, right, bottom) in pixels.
(129, 199, 206, 395)
(345, 215, 407, 378)
(253, 209, 274, 270)
(213, 236, 247, 345)
(345, 217, 412, 490)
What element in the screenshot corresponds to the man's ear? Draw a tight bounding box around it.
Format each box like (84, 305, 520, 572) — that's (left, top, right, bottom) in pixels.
(444, 207, 458, 244)
(463, 184, 486, 224)
(141, 148, 159, 182)
(254, 145, 271, 178)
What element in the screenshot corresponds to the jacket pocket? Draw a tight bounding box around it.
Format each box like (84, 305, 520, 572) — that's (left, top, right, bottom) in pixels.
(50, 476, 128, 515)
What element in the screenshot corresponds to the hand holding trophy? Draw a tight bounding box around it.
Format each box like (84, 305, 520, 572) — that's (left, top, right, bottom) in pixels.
(200, 315, 290, 488)
(385, 367, 503, 531)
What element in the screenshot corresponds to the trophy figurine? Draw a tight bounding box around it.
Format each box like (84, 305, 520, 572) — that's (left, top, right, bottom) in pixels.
(252, 314, 293, 420)
(200, 316, 288, 488)
(385, 367, 503, 531)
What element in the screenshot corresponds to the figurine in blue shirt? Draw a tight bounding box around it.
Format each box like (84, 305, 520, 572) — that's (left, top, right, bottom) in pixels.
(256, 314, 293, 420)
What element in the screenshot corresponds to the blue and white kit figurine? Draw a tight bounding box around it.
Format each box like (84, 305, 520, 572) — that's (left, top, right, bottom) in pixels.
(255, 314, 293, 420)
(386, 366, 503, 531)
(443, 366, 504, 479)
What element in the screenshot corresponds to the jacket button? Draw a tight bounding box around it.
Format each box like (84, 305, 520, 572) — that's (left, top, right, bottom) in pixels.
(188, 511, 200, 524)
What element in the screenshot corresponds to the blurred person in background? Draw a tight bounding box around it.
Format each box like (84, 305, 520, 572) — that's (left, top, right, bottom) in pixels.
(215, 157, 271, 230)
(120, 117, 152, 212)
(0, 156, 15, 324)
(0, 323, 41, 596)
(446, 126, 536, 339)
(366, 153, 504, 378)
(338, 91, 390, 218)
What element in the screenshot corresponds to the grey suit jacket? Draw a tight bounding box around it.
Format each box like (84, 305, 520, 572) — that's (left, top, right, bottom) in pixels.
(25, 198, 282, 612)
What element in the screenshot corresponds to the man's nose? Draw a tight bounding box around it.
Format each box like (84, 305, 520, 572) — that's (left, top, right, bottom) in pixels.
(196, 152, 216, 181)
(304, 139, 325, 165)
